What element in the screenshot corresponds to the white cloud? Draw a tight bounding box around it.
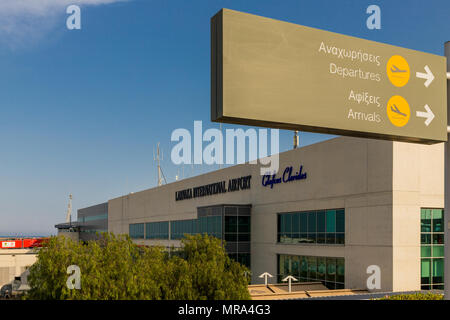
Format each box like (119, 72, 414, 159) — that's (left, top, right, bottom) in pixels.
(0, 0, 129, 49)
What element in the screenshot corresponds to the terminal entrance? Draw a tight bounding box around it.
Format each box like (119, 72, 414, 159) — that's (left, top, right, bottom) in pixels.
(197, 204, 251, 268)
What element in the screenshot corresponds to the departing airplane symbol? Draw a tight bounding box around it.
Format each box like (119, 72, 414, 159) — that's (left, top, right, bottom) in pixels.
(390, 65, 407, 73)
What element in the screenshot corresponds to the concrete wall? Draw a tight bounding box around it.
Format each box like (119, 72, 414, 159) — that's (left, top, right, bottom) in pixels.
(0, 249, 37, 288)
(391, 142, 444, 291)
(107, 136, 444, 292)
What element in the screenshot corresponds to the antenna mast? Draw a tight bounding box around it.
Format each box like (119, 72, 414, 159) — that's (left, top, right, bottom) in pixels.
(154, 143, 167, 186)
(293, 131, 299, 149)
(65, 194, 72, 224)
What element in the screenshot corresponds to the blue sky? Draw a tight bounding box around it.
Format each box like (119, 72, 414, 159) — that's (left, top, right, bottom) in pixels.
(0, 0, 449, 236)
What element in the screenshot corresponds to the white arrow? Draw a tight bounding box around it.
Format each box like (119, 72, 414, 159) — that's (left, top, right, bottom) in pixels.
(416, 104, 435, 126)
(282, 275, 298, 293)
(258, 272, 273, 286)
(416, 65, 434, 88)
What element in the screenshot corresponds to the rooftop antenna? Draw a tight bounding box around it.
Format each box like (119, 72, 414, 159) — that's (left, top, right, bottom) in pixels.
(154, 143, 168, 186)
(65, 194, 72, 224)
(293, 131, 299, 149)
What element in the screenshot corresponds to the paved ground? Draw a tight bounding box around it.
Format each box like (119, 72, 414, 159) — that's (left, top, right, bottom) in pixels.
(300, 290, 444, 300)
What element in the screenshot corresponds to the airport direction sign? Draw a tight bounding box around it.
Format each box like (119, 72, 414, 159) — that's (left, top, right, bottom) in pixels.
(211, 9, 448, 144)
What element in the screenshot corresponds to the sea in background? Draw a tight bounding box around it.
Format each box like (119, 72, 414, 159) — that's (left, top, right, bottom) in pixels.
(0, 233, 53, 239)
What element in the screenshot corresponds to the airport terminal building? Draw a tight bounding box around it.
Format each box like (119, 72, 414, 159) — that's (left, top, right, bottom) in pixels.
(58, 136, 445, 292)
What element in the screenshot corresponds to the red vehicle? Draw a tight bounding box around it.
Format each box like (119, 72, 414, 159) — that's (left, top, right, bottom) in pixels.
(0, 238, 47, 249)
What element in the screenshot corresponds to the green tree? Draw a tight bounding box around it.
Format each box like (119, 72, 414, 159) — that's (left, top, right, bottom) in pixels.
(26, 233, 250, 300)
(180, 234, 250, 300)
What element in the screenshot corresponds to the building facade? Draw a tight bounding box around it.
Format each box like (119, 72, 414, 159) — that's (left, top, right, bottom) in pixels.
(68, 137, 444, 292)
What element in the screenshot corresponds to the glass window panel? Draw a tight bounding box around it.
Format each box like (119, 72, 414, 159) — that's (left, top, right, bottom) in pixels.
(280, 214, 286, 233)
(292, 213, 300, 233)
(291, 256, 300, 276)
(433, 234, 444, 245)
(238, 216, 250, 233)
(238, 233, 250, 242)
(283, 255, 291, 275)
(218, 216, 223, 235)
(307, 212, 316, 233)
(336, 210, 345, 233)
(317, 257, 326, 281)
(421, 259, 431, 284)
(278, 255, 286, 275)
(300, 257, 308, 278)
(299, 233, 308, 244)
(336, 233, 345, 245)
(432, 259, 444, 284)
(432, 209, 444, 232)
(300, 213, 308, 233)
(336, 258, 345, 283)
(238, 253, 250, 268)
(194, 219, 199, 234)
(285, 214, 292, 234)
(421, 210, 432, 232)
(225, 216, 237, 233)
(432, 246, 444, 258)
(317, 211, 325, 233)
(307, 257, 317, 280)
(421, 234, 431, 245)
(307, 233, 316, 244)
(277, 215, 282, 233)
(317, 233, 326, 244)
(292, 233, 300, 244)
(225, 233, 237, 242)
(326, 210, 336, 233)
(421, 246, 431, 258)
(326, 233, 336, 244)
(326, 258, 336, 282)
(207, 216, 214, 234)
(213, 216, 219, 234)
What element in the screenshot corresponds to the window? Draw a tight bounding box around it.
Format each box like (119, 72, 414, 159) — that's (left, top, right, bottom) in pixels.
(170, 216, 222, 240)
(145, 221, 169, 240)
(421, 208, 444, 290)
(83, 213, 108, 222)
(278, 254, 344, 289)
(225, 215, 250, 242)
(129, 223, 144, 239)
(171, 219, 198, 240)
(277, 209, 345, 245)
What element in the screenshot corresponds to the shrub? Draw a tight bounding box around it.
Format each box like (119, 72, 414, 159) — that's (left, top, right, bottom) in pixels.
(26, 233, 250, 300)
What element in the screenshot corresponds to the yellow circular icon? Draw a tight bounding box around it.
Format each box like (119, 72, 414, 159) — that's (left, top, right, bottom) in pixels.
(386, 96, 410, 127)
(386, 55, 410, 87)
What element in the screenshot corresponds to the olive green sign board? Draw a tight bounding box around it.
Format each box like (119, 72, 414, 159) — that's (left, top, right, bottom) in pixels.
(211, 9, 447, 144)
